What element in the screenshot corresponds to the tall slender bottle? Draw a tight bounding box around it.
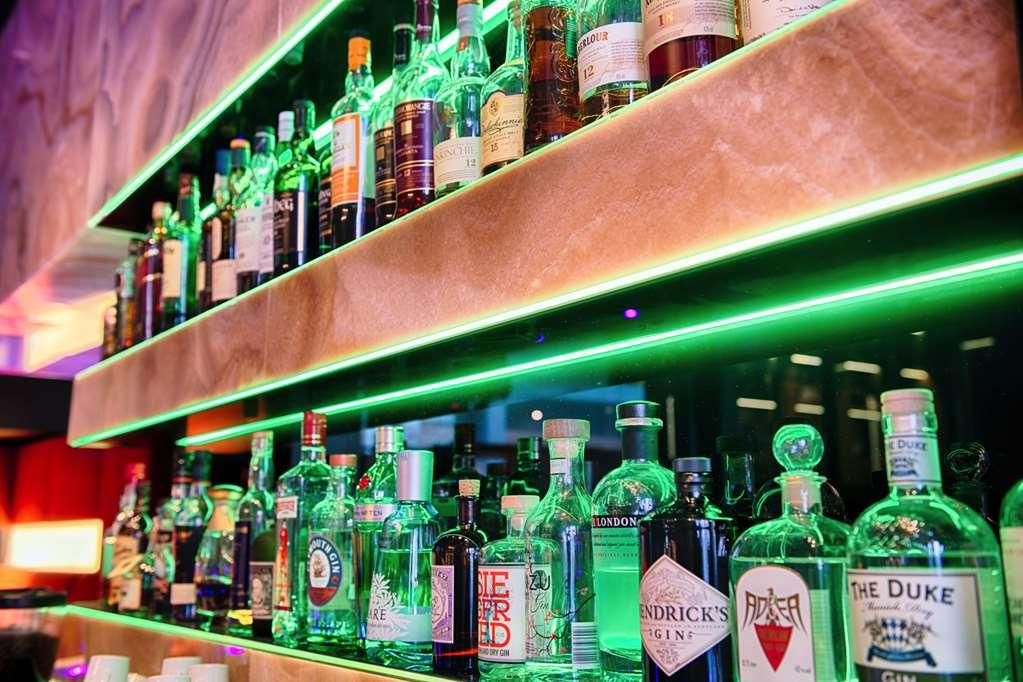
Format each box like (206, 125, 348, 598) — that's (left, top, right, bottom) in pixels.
(504, 436, 545, 496)
(135, 202, 171, 341)
(273, 411, 333, 644)
(233, 136, 263, 295)
(591, 401, 676, 677)
(252, 126, 278, 286)
(577, 0, 649, 124)
(730, 425, 853, 681)
(372, 18, 414, 227)
(161, 174, 200, 328)
(211, 139, 250, 307)
(195, 484, 243, 626)
(639, 457, 733, 681)
(111, 474, 153, 611)
(433, 423, 484, 528)
(640, 0, 737, 91)
(522, 0, 581, 153)
(102, 463, 146, 607)
(524, 419, 599, 680)
(115, 240, 143, 351)
(481, 0, 526, 175)
(847, 389, 1012, 681)
(198, 150, 230, 313)
(172, 453, 211, 623)
(273, 101, 320, 277)
(717, 435, 757, 531)
(393, 0, 451, 217)
(153, 452, 191, 619)
(354, 425, 405, 640)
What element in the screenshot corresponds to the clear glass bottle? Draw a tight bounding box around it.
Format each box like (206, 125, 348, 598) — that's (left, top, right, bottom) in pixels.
(102, 462, 145, 608)
(591, 400, 676, 677)
(434, 423, 484, 528)
(640, 0, 737, 91)
(367, 450, 441, 670)
(577, 0, 648, 124)
(730, 424, 853, 681)
(354, 425, 406, 641)
(153, 452, 191, 619)
(273, 100, 320, 277)
(524, 419, 599, 680)
(232, 136, 262, 295)
(273, 411, 333, 644)
(195, 484, 243, 627)
(522, 0, 581, 153)
(481, 0, 526, 175)
(504, 436, 545, 497)
(212, 139, 250, 307)
(999, 468, 1023, 677)
(251, 126, 278, 286)
(434, 0, 491, 198)
(198, 150, 229, 313)
(716, 435, 757, 531)
(307, 454, 359, 649)
(172, 453, 212, 623)
(371, 18, 414, 227)
(135, 201, 170, 341)
(161, 174, 200, 328)
(112, 477, 152, 613)
(847, 389, 1012, 681)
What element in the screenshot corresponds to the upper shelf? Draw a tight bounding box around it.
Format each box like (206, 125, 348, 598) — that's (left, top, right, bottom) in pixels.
(67, 0, 1023, 447)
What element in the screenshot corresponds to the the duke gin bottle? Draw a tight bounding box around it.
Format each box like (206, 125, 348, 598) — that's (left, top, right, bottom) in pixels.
(730, 424, 853, 681)
(847, 388, 1011, 681)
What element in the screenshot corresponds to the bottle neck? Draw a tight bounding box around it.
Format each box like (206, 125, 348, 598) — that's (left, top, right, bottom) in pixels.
(457, 496, 479, 527)
(779, 474, 823, 516)
(547, 437, 587, 489)
(504, 2, 523, 64)
(724, 452, 755, 503)
(170, 478, 191, 501)
(506, 511, 528, 537)
(620, 426, 658, 462)
(413, 0, 440, 60)
(882, 413, 943, 492)
(392, 25, 413, 79)
(452, 2, 488, 79)
(346, 62, 374, 97)
(208, 501, 234, 531)
(248, 452, 273, 492)
(336, 466, 357, 498)
(212, 174, 229, 208)
(455, 452, 476, 471)
(675, 473, 710, 513)
(302, 443, 326, 463)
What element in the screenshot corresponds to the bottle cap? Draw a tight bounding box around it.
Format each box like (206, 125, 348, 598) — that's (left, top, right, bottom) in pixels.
(293, 100, 316, 133)
(229, 138, 250, 150)
(209, 483, 244, 502)
(516, 436, 541, 460)
(214, 149, 231, 176)
(397, 450, 434, 501)
(151, 202, 170, 222)
(542, 418, 590, 441)
(277, 111, 295, 143)
(375, 425, 405, 454)
(501, 494, 539, 512)
(125, 462, 147, 482)
(615, 400, 663, 429)
(881, 388, 934, 415)
(347, 31, 371, 70)
(772, 423, 823, 473)
(302, 411, 327, 446)
(458, 479, 481, 497)
(674, 456, 711, 473)
(251, 430, 273, 453)
(415, 0, 435, 40)
(230, 139, 251, 168)
(329, 453, 359, 468)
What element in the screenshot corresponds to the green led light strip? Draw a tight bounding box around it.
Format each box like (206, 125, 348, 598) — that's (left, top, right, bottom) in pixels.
(70, 155, 1023, 447)
(66, 605, 442, 682)
(175, 249, 1023, 447)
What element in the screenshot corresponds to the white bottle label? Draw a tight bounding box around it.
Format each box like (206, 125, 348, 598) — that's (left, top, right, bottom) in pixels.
(431, 564, 455, 644)
(639, 554, 730, 675)
(169, 582, 196, 606)
(367, 572, 432, 642)
(235, 206, 260, 272)
(211, 258, 236, 302)
(739, 0, 830, 43)
(884, 434, 941, 486)
(354, 503, 397, 523)
(481, 92, 524, 170)
(479, 564, 527, 662)
(1002, 527, 1023, 639)
(526, 563, 553, 658)
(847, 569, 985, 675)
(434, 136, 481, 187)
(162, 239, 183, 298)
(549, 458, 570, 475)
(307, 533, 345, 608)
(259, 191, 274, 275)
(276, 495, 298, 519)
(735, 565, 816, 680)
(641, 0, 737, 57)
(578, 22, 647, 98)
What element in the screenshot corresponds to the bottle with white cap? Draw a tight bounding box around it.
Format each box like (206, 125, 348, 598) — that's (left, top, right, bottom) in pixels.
(730, 424, 853, 681)
(848, 388, 1011, 681)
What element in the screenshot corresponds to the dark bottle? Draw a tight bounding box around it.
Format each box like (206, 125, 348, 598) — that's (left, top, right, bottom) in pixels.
(273, 100, 320, 276)
(522, 0, 582, 153)
(199, 150, 231, 313)
(716, 435, 757, 531)
(638, 457, 733, 682)
(152, 451, 192, 619)
(372, 20, 413, 227)
(249, 526, 276, 637)
(211, 138, 250, 308)
(480, 462, 509, 541)
(112, 476, 153, 612)
(161, 173, 200, 329)
(504, 435, 546, 497)
(171, 452, 212, 623)
(640, 1, 737, 91)
(134, 202, 171, 342)
(432, 479, 487, 676)
(432, 423, 484, 528)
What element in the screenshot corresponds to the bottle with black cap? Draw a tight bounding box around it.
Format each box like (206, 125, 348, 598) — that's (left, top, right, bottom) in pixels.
(638, 456, 733, 681)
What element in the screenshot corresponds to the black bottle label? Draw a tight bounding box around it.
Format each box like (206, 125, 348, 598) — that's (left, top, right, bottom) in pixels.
(230, 520, 251, 609)
(250, 561, 274, 621)
(374, 125, 396, 210)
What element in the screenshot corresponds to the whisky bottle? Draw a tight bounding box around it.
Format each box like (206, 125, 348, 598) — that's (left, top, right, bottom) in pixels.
(233, 137, 263, 295)
(101, 305, 117, 359)
(135, 201, 171, 341)
(161, 174, 200, 328)
(102, 464, 142, 608)
(578, 0, 649, 124)
(198, 149, 230, 313)
(591, 401, 676, 677)
(524, 419, 599, 680)
(211, 138, 250, 307)
(433, 423, 484, 528)
(152, 452, 191, 619)
(112, 475, 153, 613)
(638, 457, 733, 681)
(522, 0, 581, 153)
(393, 0, 451, 217)
(195, 485, 243, 627)
(738, 0, 833, 44)
(252, 126, 278, 286)
(1000, 469, 1023, 677)
(371, 18, 414, 227)
(847, 389, 1012, 681)
(434, 0, 491, 198)
(730, 424, 853, 681)
(114, 239, 143, 351)
(432, 479, 488, 676)
(716, 434, 757, 531)
(481, 0, 526, 175)
(641, 0, 737, 90)
(273, 101, 320, 277)
(172, 453, 211, 623)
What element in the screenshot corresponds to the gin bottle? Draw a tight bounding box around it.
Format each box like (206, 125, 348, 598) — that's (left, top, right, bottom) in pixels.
(730, 424, 853, 681)
(433, 479, 488, 676)
(371, 18, 413, 227)
(479, 494, 540, 679)
(847, 388, 1012, 681)
(524, 418, 599, 680)
(481, 0, 525, 175)
(717, 435, 757, 531)
(577, 0, 648, 124)
(273, 101, 320, 276)
(367, 450, 441, 669)
(354, 425, 405, 640)
(195, 484, 243, 627)
(273, 411, 333, 644)
(307, 454, 359, 649)
(251, 126, 278, 286)
(434, 423, 484, 528)
(591, 400, 676, 676)
(172, 453, 212, 623)
(153, 452, 191, 619)
(999, 469, 1023, 677)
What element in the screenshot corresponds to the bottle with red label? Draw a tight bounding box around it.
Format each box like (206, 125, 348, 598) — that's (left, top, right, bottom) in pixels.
(640, 0, 737, 91)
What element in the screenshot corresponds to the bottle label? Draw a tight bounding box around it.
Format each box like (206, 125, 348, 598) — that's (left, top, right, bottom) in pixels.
(211, 258, 237, 301)
(373, 124, 396, 213)
(274, 523, 291, 612)
(230, 520, 252, 609)
(259, 191, 275, 275)
(738, 0, 829, 43)
(354, 502, 396, 523)
(1001, 527, 1023, 638)
(276, 496, 299, 519)
(735, 565, 816, 680)
(639, 554, 730, 675)
(394, 99, 435, 196)
(641, 0, 737, 57)
(848, 569, 985, 677)
(250, 561, 274, 620)
(577, 22, 647, 98)
(434, 136, 481, 188)
(481, 92, 524, 170)
(162, 239, 183, 298)
(196, 261, 206, 293)
(367, 572, 432, 642)
(526, 563, 554, 657)
(273, 188, 312, 263)
(592, 518, 639, 567)
(884, 435, 941, 486)
(173, 526, 202, 583)
(331, 113, 362, 205)
(307, 533, 344, 607)
(479, 564, 527, 662)
(169, 582, 197, 606)
(318, 176, 332, 248)
(211, 217, 223, 260)
(119, 577, 141, 611)
(431, 564, 455, 644)
(549, 458, 570, 475)
(235, 206, 261, 272)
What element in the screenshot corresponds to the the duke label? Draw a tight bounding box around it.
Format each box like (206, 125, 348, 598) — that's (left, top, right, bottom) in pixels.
(885, 435, 941, 485)
(478, 565, 527, 662)
(736, 565, 815, 680)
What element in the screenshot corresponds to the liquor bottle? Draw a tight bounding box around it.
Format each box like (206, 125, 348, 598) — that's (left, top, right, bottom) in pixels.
(252, 126, 278, 286)
(716, 435, 757, 531)
(273, 101, 320, 277)
(232, 137, 262, 295)
(393, 0, 451, 217)
(522, 0, 581, 153)
(738, 0, 833, 44)
(999, 470, 1023, 677)
(276, 110, 295, 170)
(433, 423, 484, 528)
(195, 484, 243, 627)
(434, 0, 491, 198)
(114, 240, 143, 351)
(152, 451, 191, 619)
(504, 435, 545, 496)
(101, 306, 117, 359)
(524, 419, 599, 679)
(481, 461, 509, 541)
(250, 522, 276, 638)
(730, 424, 853, 681)
(273, 411, 333, 644)
(198, 149, 231, 313)
(947, 441, 994, 525)
(366, 449, 441, 667)
(307, 454, 359, 649)
(211, 139, 249, 307)
(372, 18, 414, 227)
(227, 432, 275, 634)
(641, 0, 737, 91)
(328, 31, 377, 248)
(354, 425, 405, 641)
(172, 453, 211, 623)
(317, 140, 332, 256)
(135, 202, 171, 341)
(479, 494, 540, 678)
(639, 457, 733, 681)
(432, 479, 487, 676)
(591, 400, 676, 676)
(577, 0, 649, 124)
(481, 0, 526, 175)
(112, 476, 153, 612)
(161, 174, 200, 328)
(847, 389, 1012, 681)
(753, 454, 846, 522)
(102, 462, 146, 608)
(118, 543, 155, 615)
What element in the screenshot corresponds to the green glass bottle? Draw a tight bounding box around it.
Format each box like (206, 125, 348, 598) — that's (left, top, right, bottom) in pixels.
(251, 126, 278, 286)
(847, 388, 1012, 681)
(161, 174, 200, 328)
(999, 465, 1023, 677)
(273, 101, 320, 277)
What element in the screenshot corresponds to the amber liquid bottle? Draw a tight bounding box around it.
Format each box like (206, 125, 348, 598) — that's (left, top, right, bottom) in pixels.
(641, 1, 737, 91)
(523, 0, 581, 152)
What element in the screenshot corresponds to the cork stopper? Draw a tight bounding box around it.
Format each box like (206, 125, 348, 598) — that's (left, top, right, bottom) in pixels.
(542, 418, 590, 441)
(302, 411, 327, 446)
(881, 388, 934, 416)
(329, 454, 359, 468)
(459, 479, 481, 497)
